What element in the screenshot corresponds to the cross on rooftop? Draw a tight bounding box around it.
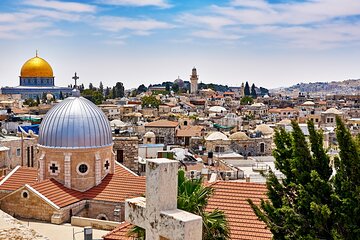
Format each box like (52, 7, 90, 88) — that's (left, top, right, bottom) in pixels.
(104, 160, 110, 170)
(72, 72, 79, 88)
(125, 159, 202, 240)
(50, 163, 58, 173)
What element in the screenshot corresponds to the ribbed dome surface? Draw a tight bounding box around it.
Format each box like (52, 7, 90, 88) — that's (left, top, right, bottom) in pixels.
(39, 97, 112, 149)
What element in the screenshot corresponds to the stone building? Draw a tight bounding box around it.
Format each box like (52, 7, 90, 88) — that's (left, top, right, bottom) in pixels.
(113, 137, 139, 173)
(144, 120, 179, 145)
(229, 131, 272, 157)
(0, 91, 145, 224)
(0, 135, 38, 169)
(320, 108, 343, 128)
(205, 132, 230, 153)
(190, 67, 199, 94)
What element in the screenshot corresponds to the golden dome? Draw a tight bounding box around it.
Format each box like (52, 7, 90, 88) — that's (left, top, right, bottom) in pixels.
(20, 55, 53, 77)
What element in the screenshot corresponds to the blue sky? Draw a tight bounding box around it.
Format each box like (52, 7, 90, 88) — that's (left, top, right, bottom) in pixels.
(1, 0, 360, 89)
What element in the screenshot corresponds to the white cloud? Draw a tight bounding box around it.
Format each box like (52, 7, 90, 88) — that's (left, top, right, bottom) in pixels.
(179, 13, 236, 30)
(180, 0, 360, 48)
(24, 9, 81, 21)
(96, 16, 174, 32)
(192, 30, 242, 41)
(23, 0, 96, 13)
(97, 0, 171, 8)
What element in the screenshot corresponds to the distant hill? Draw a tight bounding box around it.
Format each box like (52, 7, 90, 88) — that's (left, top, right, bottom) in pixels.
(273, 79, 360, 95)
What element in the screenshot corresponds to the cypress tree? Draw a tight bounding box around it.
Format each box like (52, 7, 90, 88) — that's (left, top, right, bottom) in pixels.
(249, 120, 333, 239)
(251, 83, 257, 98)
(244, 81, 250, 96)
(332, 117, 360, 239)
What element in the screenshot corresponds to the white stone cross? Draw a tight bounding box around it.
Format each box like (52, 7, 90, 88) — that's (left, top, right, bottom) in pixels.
(125, 158, 202, 240)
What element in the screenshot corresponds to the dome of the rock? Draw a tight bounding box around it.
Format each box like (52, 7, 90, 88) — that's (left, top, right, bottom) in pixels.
(20, 55, 53, 77)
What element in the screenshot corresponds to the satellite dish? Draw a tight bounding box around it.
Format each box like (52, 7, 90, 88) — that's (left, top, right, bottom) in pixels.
(1, 129, 8, 135)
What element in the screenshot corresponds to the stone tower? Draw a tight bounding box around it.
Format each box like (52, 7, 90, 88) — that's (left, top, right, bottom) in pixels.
(190, 67, 198, 94)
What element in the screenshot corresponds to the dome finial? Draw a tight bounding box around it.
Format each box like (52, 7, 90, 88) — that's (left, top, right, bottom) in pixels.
(36, 50, 38, 57)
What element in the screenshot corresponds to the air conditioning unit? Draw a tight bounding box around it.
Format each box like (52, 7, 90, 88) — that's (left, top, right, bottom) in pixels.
(189, 170, 200, 179)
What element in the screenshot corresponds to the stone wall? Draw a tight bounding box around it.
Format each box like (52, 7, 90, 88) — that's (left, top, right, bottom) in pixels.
(0, 187, 56, 222)
(38, 145, 115, 192)
(205, 140, 231, 153)
(144, 127, 176, 145)
(78, 200, 124, 222)
(113, 137, 139, 172)
(1, 137, 38, 169)
(230, 137, 272, 156)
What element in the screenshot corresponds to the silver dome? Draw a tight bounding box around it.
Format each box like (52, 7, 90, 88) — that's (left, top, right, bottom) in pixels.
(38, 97, 112, 149)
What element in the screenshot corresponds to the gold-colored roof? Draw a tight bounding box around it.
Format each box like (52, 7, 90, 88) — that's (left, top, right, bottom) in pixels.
(20, 55, 53, 77)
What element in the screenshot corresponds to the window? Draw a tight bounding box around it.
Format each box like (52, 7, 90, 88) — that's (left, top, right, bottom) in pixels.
(16, 148, 21, 156)
(260, 143, 265, 153)
(78, 164, 88, 174)
(21, 190, 29, 199)
(76, 162, 90, 175)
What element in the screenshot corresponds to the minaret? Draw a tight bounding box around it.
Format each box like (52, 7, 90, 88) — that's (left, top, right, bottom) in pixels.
(190, 67, 198, 94)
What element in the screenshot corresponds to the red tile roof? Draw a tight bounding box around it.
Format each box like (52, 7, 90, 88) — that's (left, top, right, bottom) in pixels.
(176, 125, 204, 137)
(0, 166, 37, 191)
(103, 222, 133, 240)
(104, 181, 271, 240)
(84, 163, 145, 202)
(0, 164, 145, 208)
(145, 120, 179, 128)
(29, 179, 84, 208)
(207, 181, 271, 240)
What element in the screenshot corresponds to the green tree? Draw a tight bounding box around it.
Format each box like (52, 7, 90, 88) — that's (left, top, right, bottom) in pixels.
(248, 120, 334, 239)
(36, 95, 40, 105)
(332, 117, 360, 239)
(128, 170, 230, 240)
(172, 83, 179, 93)
(240, 96, 253, 105)
(82, 89, 103, 105)
(251, 83, 257, 98)
(99, 81, 104, 95)
(244, 81, 250, 96)
(113, 82, 125, 98)
(137, 84, 147, 94)
(42, 92, 47, 103)
(141, 95, 161, 109)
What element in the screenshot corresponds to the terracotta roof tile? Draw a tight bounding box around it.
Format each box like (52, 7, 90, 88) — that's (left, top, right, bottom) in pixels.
(103, 222, 132, 240)
(207, 181, 271, 240)
(0, 166, 37, 191)
(176, 125, 204, 137)
(30, 179, 84, 208)
(145, 120, 179, 128)
(104, 181, 271, 240)
(84, 164, 145, 202)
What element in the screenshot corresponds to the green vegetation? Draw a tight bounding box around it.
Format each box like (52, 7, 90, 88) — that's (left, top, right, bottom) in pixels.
(240, 96, 253, 105)
(249, 118, 360, 239)
(244, 81, 250, 96)
(81, 89, 104, 105)
(141, 95, 161, 109)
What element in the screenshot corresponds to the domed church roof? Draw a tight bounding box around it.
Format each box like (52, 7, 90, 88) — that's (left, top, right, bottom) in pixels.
(229, 132, 249, 140)
(20, 54, 53, 77)
(38, 96, 112, 149)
